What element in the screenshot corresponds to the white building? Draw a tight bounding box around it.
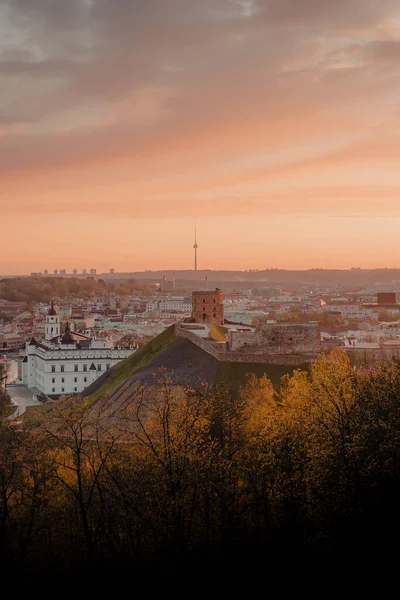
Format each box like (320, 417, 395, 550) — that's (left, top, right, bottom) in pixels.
(146, 297, 192, 314)
(20, 301, 137, 396)
(322, 304, 377, 319)
(159, 296, 192, 313)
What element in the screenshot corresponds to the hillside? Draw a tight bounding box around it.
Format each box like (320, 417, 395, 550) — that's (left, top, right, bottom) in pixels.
(85, 326, 309, 405)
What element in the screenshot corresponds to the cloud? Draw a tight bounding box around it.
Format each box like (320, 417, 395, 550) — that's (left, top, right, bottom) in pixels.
(1, 0, 400, 217)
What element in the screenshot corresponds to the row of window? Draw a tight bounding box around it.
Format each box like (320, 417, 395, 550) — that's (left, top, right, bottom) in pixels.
(51, 363, 111, 373)
(52, 387, 78, 393)
(52, 377, 88, 384)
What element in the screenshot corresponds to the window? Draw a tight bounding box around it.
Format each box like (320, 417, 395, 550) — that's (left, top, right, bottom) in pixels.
(52, 388, 55, 393)
(52, 378, 55, 384)
(74, 377, 77, 383)
(61, 377, 65, 383)
(60, 365, 64, 373)
(106, 364, 111, 370)
(51, 365, 55, 373)
(97, 364, 102, 372)
(61, 388, 65, 392)
(74, 387, 77, 392)
(84, 377, 87, 383)
(83, 365, 87, 372)
(74, 364, 79, 372)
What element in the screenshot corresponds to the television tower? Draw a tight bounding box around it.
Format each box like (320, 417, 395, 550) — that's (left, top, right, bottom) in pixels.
(193, 226, 198, 271)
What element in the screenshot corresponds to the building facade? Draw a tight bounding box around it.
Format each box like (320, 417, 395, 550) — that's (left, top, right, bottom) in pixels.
(20, 302, 136, 395)
(192, 288, 224, 325)
(0, 333, 24, 351)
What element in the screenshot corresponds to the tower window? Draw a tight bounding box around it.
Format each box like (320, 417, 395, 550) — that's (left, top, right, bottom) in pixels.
(51, 365, 55, 373)
(60, 366, 64, 372)
(74, 365, 79, 372)
(83, 365, 87, 372)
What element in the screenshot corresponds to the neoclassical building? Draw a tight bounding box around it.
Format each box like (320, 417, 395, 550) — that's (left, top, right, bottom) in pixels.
(20, 301, 137, 395)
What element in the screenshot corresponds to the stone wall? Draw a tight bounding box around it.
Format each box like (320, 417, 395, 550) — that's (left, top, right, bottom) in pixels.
(176, 326, 223, 360)
(229, 323, 320, 356)
(176, 325, 317, 365)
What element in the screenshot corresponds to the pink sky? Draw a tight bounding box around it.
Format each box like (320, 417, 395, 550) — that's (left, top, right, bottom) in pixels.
(2, 0, 400, 274)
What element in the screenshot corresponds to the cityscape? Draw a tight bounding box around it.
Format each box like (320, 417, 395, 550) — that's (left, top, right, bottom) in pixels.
(1, 0, 400, 585)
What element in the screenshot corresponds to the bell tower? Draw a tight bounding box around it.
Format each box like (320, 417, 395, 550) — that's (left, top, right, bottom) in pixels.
(45, 299, 60, 341)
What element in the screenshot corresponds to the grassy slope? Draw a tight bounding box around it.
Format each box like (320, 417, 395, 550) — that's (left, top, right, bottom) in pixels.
(22, 403, 54, 427)
(209, 324, 229, 342)
(87, 325, 177, 403)
(216, 361, 310, 393)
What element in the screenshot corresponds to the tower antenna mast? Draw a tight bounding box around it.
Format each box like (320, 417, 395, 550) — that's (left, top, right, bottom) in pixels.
(193, 225, 198, 271)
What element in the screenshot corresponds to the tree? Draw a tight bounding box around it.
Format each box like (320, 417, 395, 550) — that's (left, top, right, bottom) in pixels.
(43, 394, 119, 566)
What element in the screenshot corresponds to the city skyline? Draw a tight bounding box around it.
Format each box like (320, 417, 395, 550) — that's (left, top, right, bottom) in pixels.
(2, 1, 400, 274)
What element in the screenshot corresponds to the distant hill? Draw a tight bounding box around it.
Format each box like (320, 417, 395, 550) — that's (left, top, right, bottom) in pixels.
(84, 325, 309, 406)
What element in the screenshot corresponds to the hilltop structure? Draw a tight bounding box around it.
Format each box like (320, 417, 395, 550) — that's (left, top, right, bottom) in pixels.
(19, 301, 136, 396)
(192, 288, 224, 325)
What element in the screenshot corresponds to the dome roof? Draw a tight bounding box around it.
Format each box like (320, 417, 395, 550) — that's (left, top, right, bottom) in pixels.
(48, 299, 58, 316)
(61, 322, 74, 345)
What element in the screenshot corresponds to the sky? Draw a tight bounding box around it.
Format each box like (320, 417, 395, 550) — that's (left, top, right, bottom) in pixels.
(1, 0, 400, 274)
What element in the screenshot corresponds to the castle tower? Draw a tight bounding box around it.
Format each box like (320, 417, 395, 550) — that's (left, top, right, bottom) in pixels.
(193, 226, 198, 271)
(45, 299, 60, 341)
(192, 287, 224, 325)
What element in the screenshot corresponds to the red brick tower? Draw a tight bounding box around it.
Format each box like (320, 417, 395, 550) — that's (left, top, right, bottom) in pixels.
(192, 288, 224, 325)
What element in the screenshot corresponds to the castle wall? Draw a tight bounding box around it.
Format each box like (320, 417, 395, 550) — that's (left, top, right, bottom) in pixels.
(176, 325, 317, 365)
(229, 323, 320, 355)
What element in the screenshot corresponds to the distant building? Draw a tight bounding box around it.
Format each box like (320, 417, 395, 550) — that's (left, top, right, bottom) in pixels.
(73, 268, 78, 275)
(110, 268, 115, 274)
(377, 292, 397, 305)
(0, 333, 24, 351)
(162, 275, 175, 291)
(160, 297, 192, 313)
(145, 297, 192, 314)
(0, 301, 28, 318)
(192, 288, 224, 325)
(82, 269, 87, 275)
(90, 268, 97, 276)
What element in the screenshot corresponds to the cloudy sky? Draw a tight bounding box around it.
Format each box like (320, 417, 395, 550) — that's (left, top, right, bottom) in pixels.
(1, 0, 400, 274)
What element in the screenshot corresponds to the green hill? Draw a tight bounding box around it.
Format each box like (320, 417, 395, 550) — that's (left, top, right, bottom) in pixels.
(84, 325, 177, 402)
(85, 326, 309, 404)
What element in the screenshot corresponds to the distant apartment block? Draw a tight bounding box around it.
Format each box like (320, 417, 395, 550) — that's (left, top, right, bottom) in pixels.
(0, 332, 24, 351)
